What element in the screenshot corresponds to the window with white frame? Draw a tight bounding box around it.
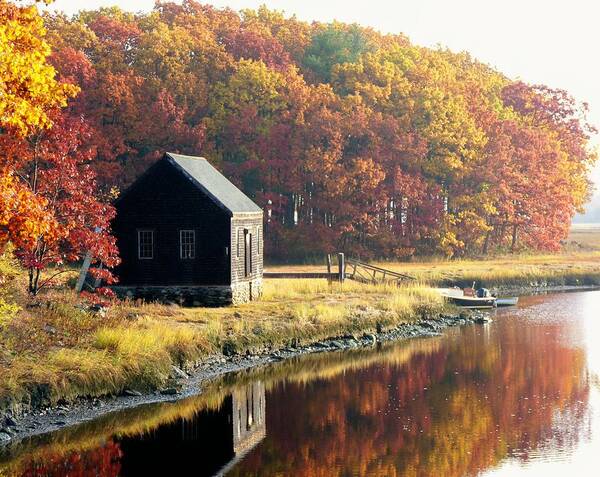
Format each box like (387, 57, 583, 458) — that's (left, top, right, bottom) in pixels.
(138, 230, 154, 259)
(180, 230, 195, 259)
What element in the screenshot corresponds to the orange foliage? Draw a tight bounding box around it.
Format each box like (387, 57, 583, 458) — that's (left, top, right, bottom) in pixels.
(2, 0, 596, 267)
(0, 1, 118, 294)
(37, 1, 596, 259)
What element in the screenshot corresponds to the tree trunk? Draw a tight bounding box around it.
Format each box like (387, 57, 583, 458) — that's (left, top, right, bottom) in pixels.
(511, 224, 519, 252)
(483, 229, 492, 255)
(27, 267, 41, 296)
(28, 268, 34, 295)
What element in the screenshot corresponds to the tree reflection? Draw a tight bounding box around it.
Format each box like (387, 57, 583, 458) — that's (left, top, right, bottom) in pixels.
(231, 320, 589, 477)
(4, 312, 590, 477)
(19, 442, 122, 477)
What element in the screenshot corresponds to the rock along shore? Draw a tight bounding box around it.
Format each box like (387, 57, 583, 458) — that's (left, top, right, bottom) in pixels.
(0, 310, 489, 449)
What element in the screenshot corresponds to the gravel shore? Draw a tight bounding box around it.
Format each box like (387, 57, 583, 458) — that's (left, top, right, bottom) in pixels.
(0, 311, 487, 448)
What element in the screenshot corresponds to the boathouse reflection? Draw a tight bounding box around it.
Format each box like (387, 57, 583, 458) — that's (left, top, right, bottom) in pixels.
(5, 296, 594, 477)
(115, 381, 266, 477)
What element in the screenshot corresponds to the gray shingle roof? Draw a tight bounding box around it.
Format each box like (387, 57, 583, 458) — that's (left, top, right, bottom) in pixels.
(165, 153, 262, 215)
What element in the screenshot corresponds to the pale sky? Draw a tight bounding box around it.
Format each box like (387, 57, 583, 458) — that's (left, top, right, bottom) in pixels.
(47, 0, 600, 218)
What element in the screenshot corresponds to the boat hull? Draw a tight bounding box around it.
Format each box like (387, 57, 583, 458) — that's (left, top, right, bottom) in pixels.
(445, 296, 497, 309)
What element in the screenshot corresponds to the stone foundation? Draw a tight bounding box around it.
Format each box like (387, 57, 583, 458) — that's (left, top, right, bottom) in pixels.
(111, 280, 263, 307)
(111, 285, 231, 307)
(231, 278, 263, 305)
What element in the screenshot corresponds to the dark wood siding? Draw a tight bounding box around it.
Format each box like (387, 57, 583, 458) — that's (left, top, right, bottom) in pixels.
(113, 160, 231, 286)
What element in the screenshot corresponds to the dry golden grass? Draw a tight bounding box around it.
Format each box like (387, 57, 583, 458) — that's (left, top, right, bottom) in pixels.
(3, 226, 599, 415)
(159, 279, 444, 357)
(382, 253, 600, 287)
(566, 224, 600, 251)
(266, 226, 600, 287)
(268, 252, 600, 288)
(0, 336, 441, 474)
(0, 279, 444, 410)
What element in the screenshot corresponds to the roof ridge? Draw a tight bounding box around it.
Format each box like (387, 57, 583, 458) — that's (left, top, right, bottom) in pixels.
(164, 153, 262, 216)
(166, 152, 207, 160)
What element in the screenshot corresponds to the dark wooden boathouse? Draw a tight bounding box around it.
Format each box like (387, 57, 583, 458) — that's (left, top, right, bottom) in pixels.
(111, 152, 263, 305)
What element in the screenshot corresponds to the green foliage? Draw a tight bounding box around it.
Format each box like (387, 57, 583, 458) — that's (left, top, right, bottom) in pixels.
(0, 246, 22, 306)
(35, 3, 597, 260)
(0, 298, 19, 328)
(0, 247, 19, 288)
(302, 23, 373, 83)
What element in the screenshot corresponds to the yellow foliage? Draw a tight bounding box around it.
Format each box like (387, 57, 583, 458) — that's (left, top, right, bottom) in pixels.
(0, 1, 77, 136)
(0, 297, 19, 328)
(0, 1, 77, 253)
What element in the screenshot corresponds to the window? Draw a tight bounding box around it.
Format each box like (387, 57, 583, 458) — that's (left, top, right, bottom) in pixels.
(237, 228, 242, 258)
(180, 230, 195, 259)
(138, 230, 154, 259)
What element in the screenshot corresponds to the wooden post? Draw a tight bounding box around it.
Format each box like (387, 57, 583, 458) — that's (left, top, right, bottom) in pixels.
(326, 254, 332, 283)
(337, 253, 345, 283)
(75, 227, 102, 293)
(75, 251, 93, 293)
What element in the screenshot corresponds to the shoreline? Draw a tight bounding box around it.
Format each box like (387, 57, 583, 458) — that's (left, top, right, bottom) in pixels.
(491, 283, 600, 296)
(1, 282, 598, 450)
(0, 311, 484, 449)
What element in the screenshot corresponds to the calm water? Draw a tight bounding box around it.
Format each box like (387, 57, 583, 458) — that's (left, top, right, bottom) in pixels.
(2, 291, 600, 476)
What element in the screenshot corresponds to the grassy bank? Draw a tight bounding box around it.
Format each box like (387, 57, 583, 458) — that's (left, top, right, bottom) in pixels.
(3, 241, 599, 415)
(0, 279, 444, 412)
(269, 252, 600, 289)
(1, 337, 441, 472)
(387, 253, 600, 288)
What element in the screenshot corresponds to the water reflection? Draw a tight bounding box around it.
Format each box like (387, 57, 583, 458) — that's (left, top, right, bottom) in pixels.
(117, 381, 265, 476)
(1, 291, 598, 476)
(1, 382, 267, 477)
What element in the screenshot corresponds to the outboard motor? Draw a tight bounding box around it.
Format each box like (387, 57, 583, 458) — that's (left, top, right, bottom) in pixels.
(476, 288, 491, 298)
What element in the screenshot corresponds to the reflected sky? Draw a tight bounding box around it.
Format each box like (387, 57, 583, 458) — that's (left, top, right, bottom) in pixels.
(482, 291, 600, 477)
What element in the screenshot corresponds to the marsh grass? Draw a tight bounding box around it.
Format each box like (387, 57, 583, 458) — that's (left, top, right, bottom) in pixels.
(566, 225, 600, 251)
(267, 252, 600, 288)
(0, 279, 443, 410)
(384, 254, 600, 287)
(5, 245, 597, 413)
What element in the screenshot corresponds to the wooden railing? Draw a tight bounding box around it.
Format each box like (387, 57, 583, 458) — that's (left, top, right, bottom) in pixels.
(264, 254, 415, 285)
(345, 258, 415, 284)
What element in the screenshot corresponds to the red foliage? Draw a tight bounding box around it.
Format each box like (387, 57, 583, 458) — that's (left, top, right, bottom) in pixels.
(32, 2, 597, 260)
(6, 109, 120, 294)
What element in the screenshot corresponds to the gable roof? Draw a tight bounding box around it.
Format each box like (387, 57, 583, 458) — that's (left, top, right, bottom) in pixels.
(165, 153, 262, 215)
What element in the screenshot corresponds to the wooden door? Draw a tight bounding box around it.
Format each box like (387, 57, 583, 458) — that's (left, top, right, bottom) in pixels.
(244, 229, 252, 278)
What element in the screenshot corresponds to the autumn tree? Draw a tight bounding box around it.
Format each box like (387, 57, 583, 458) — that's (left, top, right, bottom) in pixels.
(41, 2, 597, 260)
(11, 111, 119, 295)
(1, 1, 119, 294)
(0, 0, 76, 251)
